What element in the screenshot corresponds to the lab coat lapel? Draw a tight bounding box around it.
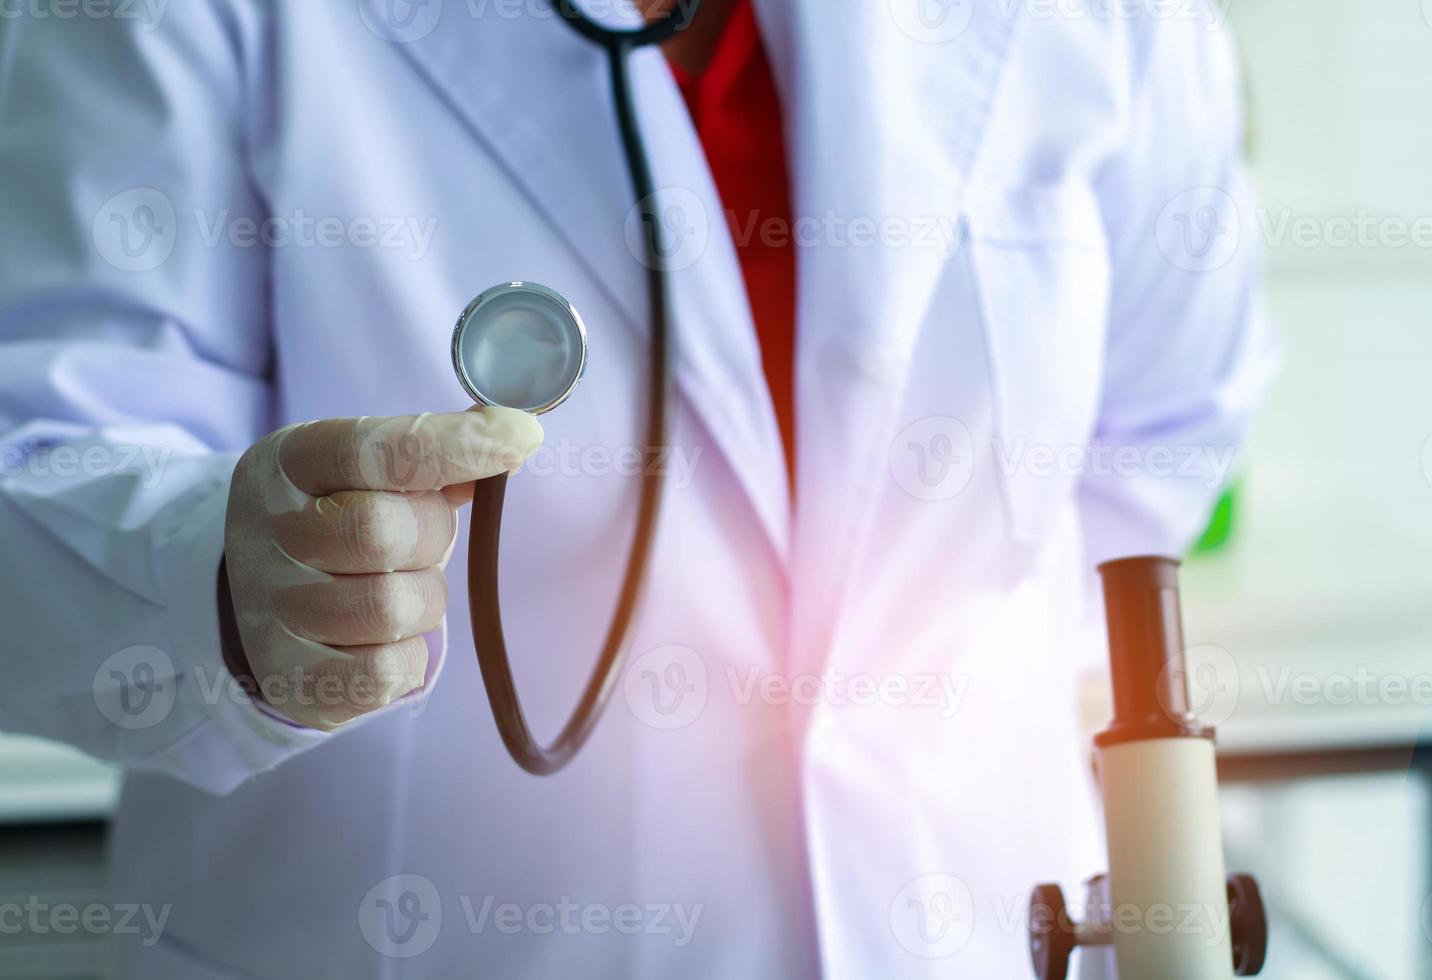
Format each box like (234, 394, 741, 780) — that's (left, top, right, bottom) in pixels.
(380, 0, 792, 560)
(755, 0, 1021, 673)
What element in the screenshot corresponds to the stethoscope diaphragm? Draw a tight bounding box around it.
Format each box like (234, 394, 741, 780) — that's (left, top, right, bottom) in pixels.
(451, 281, 587, 415)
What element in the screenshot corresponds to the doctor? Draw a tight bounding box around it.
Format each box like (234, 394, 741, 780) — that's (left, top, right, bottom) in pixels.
(0, 0, 1274, 976)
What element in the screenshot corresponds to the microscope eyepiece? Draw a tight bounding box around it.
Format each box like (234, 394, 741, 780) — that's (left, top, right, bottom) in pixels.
(1094, 556, 1212, 747)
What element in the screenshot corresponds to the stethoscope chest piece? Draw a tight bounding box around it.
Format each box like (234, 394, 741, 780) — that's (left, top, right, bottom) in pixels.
(452, 281, 587, 415)
(452, 0, 684, 777)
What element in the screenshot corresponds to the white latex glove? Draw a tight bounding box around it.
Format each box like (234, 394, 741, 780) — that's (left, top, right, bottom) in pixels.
(223, 410, 542, 730)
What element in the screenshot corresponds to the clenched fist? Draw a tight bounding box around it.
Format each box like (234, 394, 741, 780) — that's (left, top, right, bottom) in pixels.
(222, 410, 543, 729)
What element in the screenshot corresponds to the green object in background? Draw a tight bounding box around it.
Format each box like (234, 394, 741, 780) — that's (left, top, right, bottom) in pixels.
(1192, 483, 1239, 555)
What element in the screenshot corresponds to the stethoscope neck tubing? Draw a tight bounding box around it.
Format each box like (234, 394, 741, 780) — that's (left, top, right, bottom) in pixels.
(548, 30, 672, 764)
(555, 0, 704, 50)
(467, 14, 676, 776)
(603, 40, 667, 395)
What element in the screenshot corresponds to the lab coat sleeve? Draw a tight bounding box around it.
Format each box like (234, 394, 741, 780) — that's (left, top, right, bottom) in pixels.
(0, 5, 434, 794)
(1079, 13, 1280, 565)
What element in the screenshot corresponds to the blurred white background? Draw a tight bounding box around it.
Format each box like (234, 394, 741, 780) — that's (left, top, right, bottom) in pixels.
(1180, 0, 1432, 977)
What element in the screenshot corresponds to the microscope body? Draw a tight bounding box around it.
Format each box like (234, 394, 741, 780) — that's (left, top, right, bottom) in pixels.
(1100, 735, 1233, 976)
(1028, 557, 1267, 980)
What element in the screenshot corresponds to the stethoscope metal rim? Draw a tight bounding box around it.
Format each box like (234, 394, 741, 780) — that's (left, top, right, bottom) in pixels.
(450, 280, 589, 416)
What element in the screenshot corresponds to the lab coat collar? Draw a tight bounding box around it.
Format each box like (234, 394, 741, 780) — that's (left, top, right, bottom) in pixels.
(377, 0, 1021, 603)
(379, 0, 793, 564)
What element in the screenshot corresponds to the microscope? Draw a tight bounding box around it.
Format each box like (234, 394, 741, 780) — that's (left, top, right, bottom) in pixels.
(1028, 557, 1269, 979)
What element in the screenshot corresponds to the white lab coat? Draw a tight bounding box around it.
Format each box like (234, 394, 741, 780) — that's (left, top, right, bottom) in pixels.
(0, 0, 1274, 976)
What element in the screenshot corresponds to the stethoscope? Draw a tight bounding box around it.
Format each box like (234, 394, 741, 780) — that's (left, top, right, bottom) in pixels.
(450, 0, 704, 775)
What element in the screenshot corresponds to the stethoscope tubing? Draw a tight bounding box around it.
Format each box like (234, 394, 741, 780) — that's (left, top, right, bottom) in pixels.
(467, 0, 698, 774)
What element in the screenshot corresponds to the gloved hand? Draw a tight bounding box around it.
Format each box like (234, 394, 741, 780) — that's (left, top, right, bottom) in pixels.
(223, 410, 543, 730)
